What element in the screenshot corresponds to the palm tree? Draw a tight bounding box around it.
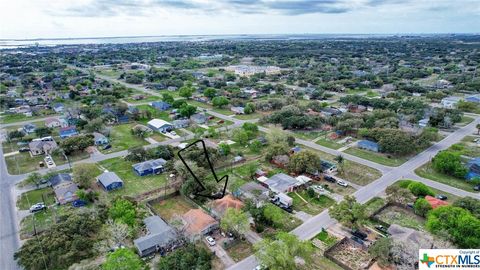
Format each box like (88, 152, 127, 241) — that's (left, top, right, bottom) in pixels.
(334, 154, 345, 172)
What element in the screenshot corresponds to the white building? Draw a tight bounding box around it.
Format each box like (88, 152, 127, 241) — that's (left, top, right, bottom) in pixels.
(147, 119, 173, 133)
(441, 96, 462, 109)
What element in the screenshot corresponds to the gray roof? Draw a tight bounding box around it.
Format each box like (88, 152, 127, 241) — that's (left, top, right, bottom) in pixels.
(191, 113, 207, 123)
(93, 132, 107, 141)
(28, 140, 58, 152)
(134, 216, 177, 252)
(49, 173, 72, 187)
(97, 171, 123, 187)
(239, 181, 268, 194)
(264, 173, 298, 193)
(132, 158, 167, 172)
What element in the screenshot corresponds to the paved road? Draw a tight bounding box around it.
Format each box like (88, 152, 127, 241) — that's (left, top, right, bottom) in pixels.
(227, 118, 480, 270)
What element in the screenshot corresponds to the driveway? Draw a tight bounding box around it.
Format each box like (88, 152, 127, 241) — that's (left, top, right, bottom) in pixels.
(205, 239, 235, 267)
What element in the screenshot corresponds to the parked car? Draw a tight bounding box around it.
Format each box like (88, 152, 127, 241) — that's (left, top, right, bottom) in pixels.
(29, 203, 46, 213)
(206, 236, 216, 246)
(324, 175, 336, 183)
(336, 180, 348, 187)
(435, 194, 447, 201)
(407, 202, 414, 208)
(72, 200, 87, 207)
(170, 131, 177, 136)
(103, 144, 112, 150)
(351, 235, 364, 245)
(474, 184, 480, 191)
(351, 229, 368, 240)
(18, 147, 30, 152)
(374, 225, 389, 234)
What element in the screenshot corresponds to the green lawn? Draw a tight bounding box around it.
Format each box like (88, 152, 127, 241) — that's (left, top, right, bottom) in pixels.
(447, 136, 480, 158)
(234, 113, 262, 120)
(17, 188, 56, 210)
(344, 147, 408, 167)
(101, 123, 149, 154)
(315, 138, 343, 150)
(20, 209, 54, 239)
(225, 240, 253, 262)
(292, 130, 326, 140)
(94, 68, 122, 78)
(288, 191, 335, 215)
(314, 229, 338, 248)
(375, 205, 425, 231)
(136, 104, 172, 124)
(150, 196, 195, 221)
(5, 152, 45, 174)
(148, 133, 168, 142)
(1, 112, 56, 124)
(415, 162, 478, 192)
(51, 150, 90, 166)
(364, 197, 386, 217)
(98, 157, 168, 197)
(459, 116, 474, 125)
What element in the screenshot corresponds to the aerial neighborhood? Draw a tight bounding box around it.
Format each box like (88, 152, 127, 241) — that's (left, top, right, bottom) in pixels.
(1, 35, 480, 270)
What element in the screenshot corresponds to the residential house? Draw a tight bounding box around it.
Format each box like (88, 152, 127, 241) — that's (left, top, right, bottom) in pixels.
(261, 173, 297, 193)
(132, 158, 167, 176)
(151, 101, 171, 111)
(418, 118, 430, 128)
(48, 173, 72, 186)
(134, 215, 178, 257)
(53, 103, 64, 113)
(93, 132, 109, 145)
(97, 171, 124, 191)
(44, 117, 65, 128)
(209, 194, 244, 218)
(347, 104, 367, 113)
(234, 182, 270, 207)
(441, 96, 462, 109)
(425, 195, 449, 209)
(466, 158, 480, 180)
(59, 126, 78, 139)
(52, 176, 79, 205)
(190, 113, 208, 125)
(29, 137, 58, 156)
(320, 107, 342, 117)
(182, 209, 218, 241)
(172, 119, 190, 129)
(357, 140, 380, 152)
(147, 119, 173, 133)
(231, 106, 245, 115)
(465, 94, 480, 103)
(23, 123, 36, 134)
(241, 89, 258, 99)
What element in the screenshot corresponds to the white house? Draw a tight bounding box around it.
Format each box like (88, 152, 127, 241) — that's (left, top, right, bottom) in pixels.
(441, 96, 462, 109)
(147, 119, 173, 133)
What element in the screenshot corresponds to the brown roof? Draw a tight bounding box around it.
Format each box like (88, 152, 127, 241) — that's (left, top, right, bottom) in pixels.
(182, 209, 218, 235)
(425, 195, 449, 209)
(210, 194, 244, 216)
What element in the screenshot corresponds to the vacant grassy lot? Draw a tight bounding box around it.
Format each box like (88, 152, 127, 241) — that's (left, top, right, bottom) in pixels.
(226, 240, 253, 262)
(344, 147, 408, 167)
(447, 136, 480, 158)
(415, 162, 478, 192)
(233, 113, 262, 120)
(94, 68, 122, 78)
(288, 191, 335, 215)
(1, 112, 57, 124)
(98, 157, 168, 197)
(101, 123, 148, 154)
(315, 138, 343, 150)
(375, 205, 425, 231)
(150, 196, 196, 221)
(5, 152, 45, 174)
(17, 188, 56, 210)
(314, 229, 339, 248)
(364, 197, 386, 217)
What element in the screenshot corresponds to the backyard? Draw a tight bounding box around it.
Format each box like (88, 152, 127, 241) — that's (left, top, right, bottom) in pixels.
(288, 190, 335, 215)
(150, 196, 196, 221)
(98, 157, 168, 197)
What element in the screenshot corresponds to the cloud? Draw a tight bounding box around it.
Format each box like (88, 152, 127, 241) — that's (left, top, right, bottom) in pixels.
(57, 0, 421, 17)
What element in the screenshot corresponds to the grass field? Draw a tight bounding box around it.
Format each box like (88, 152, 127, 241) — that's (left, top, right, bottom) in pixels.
(0, 112, 57, 124)
(5, 152, 45, 174)
(136, 104, 172, 124)
(234, 113, 262, 120)
(226, 240, 253, 262)
(150, 196, 195, 221)
(17, 188, 56, 210)
(344, 147, 408, 167)
(315, 138, 343, 150)
(375, 205, 425, 231)
(101, 123, 148, 154)
(415, 162, 478, 192)
(447, 136, 480, 158)
(99, 157, 168, 197)
(288, 191, 335, 215)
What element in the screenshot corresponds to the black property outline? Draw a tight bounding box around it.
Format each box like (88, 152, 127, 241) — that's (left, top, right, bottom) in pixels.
(177, 139, 228, 199)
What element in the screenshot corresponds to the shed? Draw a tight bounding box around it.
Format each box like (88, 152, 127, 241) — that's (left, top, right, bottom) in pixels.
(97, 171, 124, 191)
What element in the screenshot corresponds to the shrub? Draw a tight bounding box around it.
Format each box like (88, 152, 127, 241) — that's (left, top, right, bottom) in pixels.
(408, 182, 434, 197)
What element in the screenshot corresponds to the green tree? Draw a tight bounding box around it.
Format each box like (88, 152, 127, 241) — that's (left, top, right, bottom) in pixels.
(72, 163, 99, 188)
(368, 238, 392, 267)
(385, 185, 415, 205)
(162, 93, 174, 104)
(233, 128, 249, 145)
(179, 86, 194, 99)
(249, 140, 262, 154)
(109, 199, 137, 227)
(212, 96, 229, 108)
(25, 172, 42, 187)
(220, 208, 250, 236)
(287, 150, 321, 174)
(330, 196, 366, 229)
(426, 206, 480, 248)
(263, 204, 285, 229)
(407, 182, 434, 197)
(218, 143, 231, 156)
(103, 248, 143, 270)
(414, 198, 432, 217)
(453, 197, 480, 219)
(286, 136, 295, 147)
(172, 99, 187, 109)
(334, 155, 345, 172)
(35, 127, 52, 137)
(244, 102, 255, 114)
(203, 87, 217, 99)
(8, 130, 25, 140)
(179, 104, 197, 118)
(157, 244, 212, 270)
(254, 232, 314, 270)
(432, 150, 468, 178)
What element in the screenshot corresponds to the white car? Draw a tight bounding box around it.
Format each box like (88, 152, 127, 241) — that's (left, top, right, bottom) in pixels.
(206, 236, 216, 246)
(29, 203, 46, 213)
(312, 185, 325, 192)
(337, 180, 348, 187)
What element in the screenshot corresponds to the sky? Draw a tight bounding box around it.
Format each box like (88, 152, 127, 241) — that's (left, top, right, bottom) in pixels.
(0, 0, 479, 39)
